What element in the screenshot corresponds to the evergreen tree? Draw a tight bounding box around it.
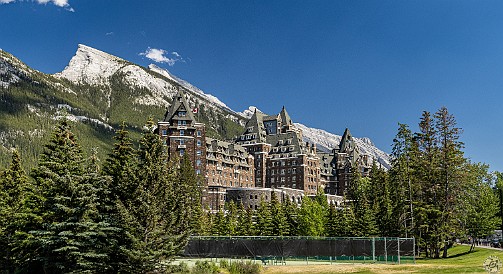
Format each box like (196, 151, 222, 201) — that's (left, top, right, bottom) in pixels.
(283, 198, 299, 236)
(270, 192, 289, 236)
(237, 204, 255, 236)
(225, 200, 239, 235)
(121, 118, 190, 272)
(463, 163, 498, 252)
(178, 154, 203, 234)
(389, 123, 414, 237)
(351, 177, 378, 237)
(255, 197, 273, 236)
(30, 118, 111, 273)
(211, 208, 228, 236)
(102, 122, 139, 272)
(434, 107, 466, 258)
(0, 150, 41, 272)
(297, 197, 326, 236)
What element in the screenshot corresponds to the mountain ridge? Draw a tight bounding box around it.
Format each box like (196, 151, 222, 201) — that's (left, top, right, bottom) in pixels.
(0, 44, 390, 169)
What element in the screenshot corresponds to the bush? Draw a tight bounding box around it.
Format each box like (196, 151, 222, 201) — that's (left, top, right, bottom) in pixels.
(227, 261, 262, 274)
(191, 260, 220, 274)
(166, 261, 190, 273)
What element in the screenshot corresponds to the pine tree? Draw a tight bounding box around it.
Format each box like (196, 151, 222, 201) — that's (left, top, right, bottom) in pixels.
(283, 198, 299, 236)
(270, 192, 289, 236)
(102, 122, 139, 272)
(30, 118, 111, 273)
(434, 107, 466, 258)
(297, 196, 326, 236)
(0, 150, 41, 272)
(178, 154, 203, 234)
(237, 204, 254, 236)
(121, 118, 190, 272)
(255, 197, 273, 236)
(225, 200, 239, 235)
(389, 123, 415, 237)
(463, 163, 498, 252)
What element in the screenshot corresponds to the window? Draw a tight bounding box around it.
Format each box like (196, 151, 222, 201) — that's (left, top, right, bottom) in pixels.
(180, 130, 184, 136)
(197, 150, 202, 156)
(178, 120, 182, 126)
(197, 130, 202, 136)
(196, 169, 201, 175)
(161, 129, 167, 136)
(180, 139, 185, 145)
(197, 140, 201, 146)
(180, 149, 185, 156)
(178, 111, 186, 117)
(196, 159, 201, 166)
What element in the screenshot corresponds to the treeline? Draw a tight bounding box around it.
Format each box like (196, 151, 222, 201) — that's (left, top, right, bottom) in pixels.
(0, 119, 202, 273)
(0, 106, 500, 273)
(198, 107, 501, 259)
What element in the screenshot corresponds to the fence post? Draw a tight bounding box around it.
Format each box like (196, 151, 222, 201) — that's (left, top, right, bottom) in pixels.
(384, 237, 387, 263)
(372, 237, 375, 262)
(413, 237, 416, 264)
(397, 238, 401, 265)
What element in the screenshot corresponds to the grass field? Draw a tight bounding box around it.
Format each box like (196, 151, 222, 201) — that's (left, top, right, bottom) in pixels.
(262, 245, 503, 274)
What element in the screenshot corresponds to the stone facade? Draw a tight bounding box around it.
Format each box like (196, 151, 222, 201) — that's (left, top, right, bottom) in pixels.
(236, 107, 321, 195)
(158, 91, 371, 210)
(159, 91, 206, 175)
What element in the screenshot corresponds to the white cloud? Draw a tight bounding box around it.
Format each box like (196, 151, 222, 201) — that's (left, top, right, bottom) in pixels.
(139, 47, 185, 66)
(105, 32, 114, 36)
(1, 0, 73, 11)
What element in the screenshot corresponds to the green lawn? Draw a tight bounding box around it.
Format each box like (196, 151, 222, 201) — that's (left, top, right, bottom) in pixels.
(262, 245, 503, 274)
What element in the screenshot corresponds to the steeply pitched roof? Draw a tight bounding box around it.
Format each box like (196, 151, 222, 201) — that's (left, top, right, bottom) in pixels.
(339, 128, 354, 153)
(241, 109, 267, 142)
(339, 128, 360, 165)
(279, 106, 293, 127)
(163, 90, 196, 122)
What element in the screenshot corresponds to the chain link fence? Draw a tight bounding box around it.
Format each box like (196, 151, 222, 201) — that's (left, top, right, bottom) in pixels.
(183, 236, 415, 264)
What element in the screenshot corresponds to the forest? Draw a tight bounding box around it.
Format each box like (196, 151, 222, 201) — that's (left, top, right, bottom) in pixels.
(0, 107, 501, 273)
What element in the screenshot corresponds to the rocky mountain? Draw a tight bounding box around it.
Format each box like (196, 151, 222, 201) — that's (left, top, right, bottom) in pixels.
(0, 44, 390, 169)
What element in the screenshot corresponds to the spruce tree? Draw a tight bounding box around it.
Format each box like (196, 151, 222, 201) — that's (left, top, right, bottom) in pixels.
(255, 197, 273, 236)
(0, 150, 40, 272)
(102, 122, 139, 272)
(30, 118, 110, 273)
(120, 118, 190, 272)
(297, 196, 326, 236)
(270, 192, 289, 236)
(283, 198, 299, 236)
(237, 204, 255, 236)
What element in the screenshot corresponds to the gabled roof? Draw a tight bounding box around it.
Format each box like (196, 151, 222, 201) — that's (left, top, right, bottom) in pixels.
(163, 90, 196, 122)
(338, 128, 360, 165)
(242, 109, 267, 142)
(339, 128, 354, 153)
(279, 106, 293, 126)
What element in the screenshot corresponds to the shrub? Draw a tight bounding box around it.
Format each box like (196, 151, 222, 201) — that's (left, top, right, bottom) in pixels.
(191, 260, 220, 274)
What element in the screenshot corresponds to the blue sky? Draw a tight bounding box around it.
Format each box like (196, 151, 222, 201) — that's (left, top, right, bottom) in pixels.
(1, 0, 502, 171)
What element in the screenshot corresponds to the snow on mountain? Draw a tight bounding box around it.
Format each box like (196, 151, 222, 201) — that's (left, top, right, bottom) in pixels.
(53, 44, 390, 168)
(238, 106, 260, 119)
(148, 64, 233, 112)
(54, 45, 244, 123)
(0, 49, 35, 88)
(55, 44, 125, 86)
(295, 123, 391, 169)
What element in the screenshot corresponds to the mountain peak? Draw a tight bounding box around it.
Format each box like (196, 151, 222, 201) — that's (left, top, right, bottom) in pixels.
(55, 44, 127, 85)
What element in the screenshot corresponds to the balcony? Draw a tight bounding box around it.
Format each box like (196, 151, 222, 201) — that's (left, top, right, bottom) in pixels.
(178, 145, 186, 149)
(177, 126, 188, 130)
